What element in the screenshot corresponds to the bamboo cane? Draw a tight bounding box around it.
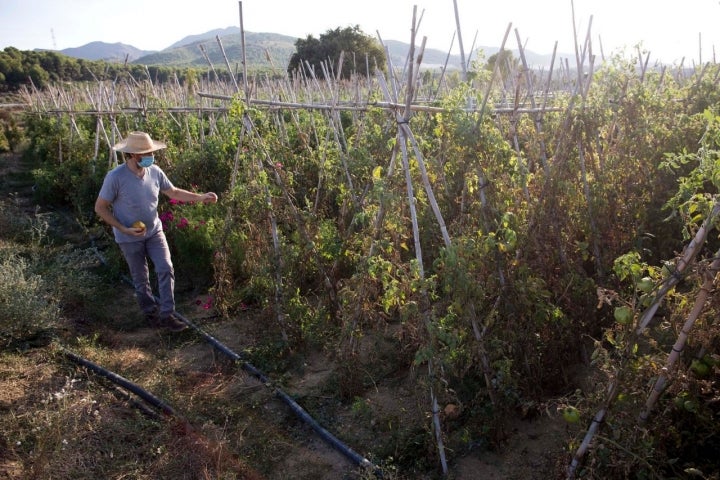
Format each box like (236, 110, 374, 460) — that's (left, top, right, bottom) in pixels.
(466, 30, 479, 73)
(216, 35, 240, 93)
(241, 114, 289, 341)
(431, 32, 456, 101)
(399, 8, 448, 474)
(312, 56, 360, 208)
(238, 1, 250, 103)
(452, 0, 467, 79)
(574, 51, 604, 277)
(508, 29, 532, 200)
(398, 117, 452, 476)
(198, 43, 223, 92)
(520, 34, 556, 175)
(636, 200, 720, 334)
(568, 200, 720, 476)
(639, 248, 720, 422)
(475, 23, 513, 133)
(399, 123, 451, 247)
(567, 408, 608, 478)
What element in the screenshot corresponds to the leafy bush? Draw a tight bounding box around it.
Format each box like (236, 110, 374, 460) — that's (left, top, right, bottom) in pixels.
(0, 249, 60, 348)
(160, 199, 219, 289)
(23, 115, 106, 217)
(0, 200, 30, 240)
(0, 110, 23, 152)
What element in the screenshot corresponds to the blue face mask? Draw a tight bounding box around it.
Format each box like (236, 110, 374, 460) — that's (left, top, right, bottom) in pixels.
(137, 155, 154, 168)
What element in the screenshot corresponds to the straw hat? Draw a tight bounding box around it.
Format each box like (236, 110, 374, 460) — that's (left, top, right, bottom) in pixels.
(112, 131, 167, 154)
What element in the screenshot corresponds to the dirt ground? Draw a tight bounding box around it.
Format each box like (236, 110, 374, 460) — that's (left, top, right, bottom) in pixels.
(0, 149, 573, 479)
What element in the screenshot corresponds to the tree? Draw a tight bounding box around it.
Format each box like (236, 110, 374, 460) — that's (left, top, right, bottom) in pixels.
(287, 25, 385, 80)
(486, 50, 519, 84)
(27, 63, 50, 88)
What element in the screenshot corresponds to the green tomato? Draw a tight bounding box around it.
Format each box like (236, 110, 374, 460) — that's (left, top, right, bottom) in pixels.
(701, 354, 717, 367)
(639, 293, 653, 308)
(637, 276, 654, 293)
(690, 359, 710, 378)
(614, 306, 633, 325)
(562, 406, 580, 423)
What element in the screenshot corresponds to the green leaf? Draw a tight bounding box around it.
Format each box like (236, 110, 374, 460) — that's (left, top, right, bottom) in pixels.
(372, 165, 383, 180)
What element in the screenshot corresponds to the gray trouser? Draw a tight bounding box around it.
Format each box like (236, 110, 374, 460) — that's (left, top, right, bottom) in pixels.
(118, 231, 175, 318)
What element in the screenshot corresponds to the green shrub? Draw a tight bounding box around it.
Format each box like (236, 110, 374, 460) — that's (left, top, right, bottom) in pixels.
(160, 199, 219, 289)
(0, 200, 29, 239)
(0, 250, 60, 348)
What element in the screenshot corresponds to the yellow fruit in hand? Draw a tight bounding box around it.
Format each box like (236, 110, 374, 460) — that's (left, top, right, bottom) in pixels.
(132, 220, 146, 231)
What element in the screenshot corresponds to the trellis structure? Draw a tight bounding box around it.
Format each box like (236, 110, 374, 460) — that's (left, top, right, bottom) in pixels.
(9, 1, 720, 477)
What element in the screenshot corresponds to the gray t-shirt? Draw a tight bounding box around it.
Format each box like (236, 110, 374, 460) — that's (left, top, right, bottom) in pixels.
(98, 163, 174, 243)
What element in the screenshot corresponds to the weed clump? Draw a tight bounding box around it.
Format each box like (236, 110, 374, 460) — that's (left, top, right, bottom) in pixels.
(0, 250, 59, 348)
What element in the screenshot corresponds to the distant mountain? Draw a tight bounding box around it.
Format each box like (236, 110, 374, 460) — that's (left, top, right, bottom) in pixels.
(383, 40, 563, 69)
(135, 30, 298, 71)
(54, 29, 562, 72)
(59, 41, 155, 63)
(167, 26, 242, 50)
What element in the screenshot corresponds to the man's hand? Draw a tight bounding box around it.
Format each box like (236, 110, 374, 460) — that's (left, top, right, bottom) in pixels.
(124, 225, 147, 237)
(201, 192, 218, 204)
(162, 187, 218, 205)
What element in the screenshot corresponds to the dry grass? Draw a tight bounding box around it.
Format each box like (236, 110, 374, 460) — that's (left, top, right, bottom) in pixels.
(0, 340, 275, 479)
(0, 282, 374, 479)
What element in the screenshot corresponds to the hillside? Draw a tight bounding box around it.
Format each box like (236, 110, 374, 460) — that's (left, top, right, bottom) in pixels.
(54, 27, 560, 71)
(59, 41, 154, 62)
(135, 31, 298, 71)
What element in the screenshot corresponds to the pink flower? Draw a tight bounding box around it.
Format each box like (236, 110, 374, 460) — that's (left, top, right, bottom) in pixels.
(195, 296, 213, 310)
(169, 199, 184, 205)
(159, 211, 174, 230)
(177, 217, 189, 229)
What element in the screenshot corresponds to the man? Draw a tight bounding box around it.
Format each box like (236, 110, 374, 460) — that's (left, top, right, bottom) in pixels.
(95, 131, 218, 331)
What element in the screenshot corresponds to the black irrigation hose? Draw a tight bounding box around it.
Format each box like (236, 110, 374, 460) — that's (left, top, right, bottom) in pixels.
(63, 348, 177, 417)
(92, 247, 382, 475)
(172, 310, 382, 476)
(106, 383, 165, 421)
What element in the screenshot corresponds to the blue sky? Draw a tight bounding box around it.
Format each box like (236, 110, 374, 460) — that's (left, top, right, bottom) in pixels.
(1, 0, 718, 64)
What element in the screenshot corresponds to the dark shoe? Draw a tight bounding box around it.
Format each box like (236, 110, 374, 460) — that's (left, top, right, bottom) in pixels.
(145, 310, 161, 327)
(158, 313, 187, 332)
